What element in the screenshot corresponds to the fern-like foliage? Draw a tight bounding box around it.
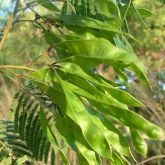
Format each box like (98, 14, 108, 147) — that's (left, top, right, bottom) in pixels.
(0, 91, 58, 164)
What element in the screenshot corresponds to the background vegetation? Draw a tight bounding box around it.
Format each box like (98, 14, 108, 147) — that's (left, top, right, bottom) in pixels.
(0, 0, 165, 164)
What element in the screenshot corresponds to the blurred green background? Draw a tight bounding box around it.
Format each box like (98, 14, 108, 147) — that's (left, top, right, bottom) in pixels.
(0, 0, 165, 164)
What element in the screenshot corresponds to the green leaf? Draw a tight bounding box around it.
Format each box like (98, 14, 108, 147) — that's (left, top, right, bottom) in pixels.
(59, 62, 144, 107)
(56, 73, 127, 108)
(95, 0, 120, 18)
(91, 101, 164, 140)
(54, 37, 126, 63)
(55, 75, 111, 159)
(29, 68, 164, 140)
(54, 35, 149, 85)
(33, 76, 111, 159)
(87, 107, 130, 156)
(60, 15, 120, 33)
(37, 0, 61, 11)
(137, 8, 155, 18)
(55, 113, 100, 165)
(130, 129, 148, 157)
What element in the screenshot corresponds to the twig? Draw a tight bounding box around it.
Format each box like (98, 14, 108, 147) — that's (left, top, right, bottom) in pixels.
(121, 0, 132, 25)
(132, 3, 148, 28)
(136, 155, 165, 165)
(0, 65, 36, 71)
(1, 71, 25, 89)
(13, 19, 34, 25)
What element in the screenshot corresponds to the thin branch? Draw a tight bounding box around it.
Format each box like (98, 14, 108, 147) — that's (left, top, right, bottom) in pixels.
(132, 2, 148, 28)
(1, 70, 26, 89)
(0, 65, 36, 71)
(137, 155, 165, 165)
(121, 0, 132, 25)
(13, 19, 34, 25)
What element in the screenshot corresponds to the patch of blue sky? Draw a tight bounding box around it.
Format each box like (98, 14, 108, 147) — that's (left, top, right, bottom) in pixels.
(0, 0, 15, 28)
(0, 0, 13, 8)
(0, 0, 15, 14)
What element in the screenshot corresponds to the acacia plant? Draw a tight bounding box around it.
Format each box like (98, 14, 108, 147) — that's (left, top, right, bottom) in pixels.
(0, 0, 164, 164)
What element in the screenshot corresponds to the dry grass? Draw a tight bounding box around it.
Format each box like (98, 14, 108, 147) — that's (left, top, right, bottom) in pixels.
(0, 76, 18, 119)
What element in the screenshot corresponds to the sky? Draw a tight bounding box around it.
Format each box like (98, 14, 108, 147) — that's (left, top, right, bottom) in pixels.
(0, 0, 14, 9)
(0, 0, 15, 28)
(0, 0, 15, 15)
